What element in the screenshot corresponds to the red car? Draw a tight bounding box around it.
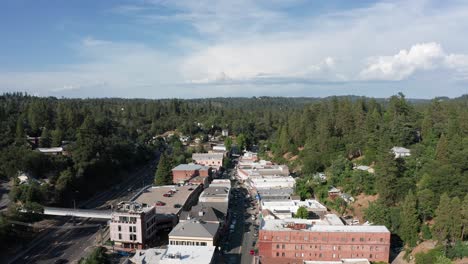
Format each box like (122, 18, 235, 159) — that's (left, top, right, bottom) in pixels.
(156, 201, 166, 206)
(163, 193, 171, 197)
(249, 249, 255, 255)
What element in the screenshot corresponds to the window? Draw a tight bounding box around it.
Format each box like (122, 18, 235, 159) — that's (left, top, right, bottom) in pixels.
(319, 253, 322, 258)
(282, 244, 285, 249)
(304, 236, 308, 241)
(380, 238, 384, 242)
(201, 242, 207, 246)
(276, 252, 279, 257)
(282, 253, 285, 257)
(118, 233, 122, 240)
(276, 244, 280, 249)
(352, 238, 355, 242)
(118, 225, 121, 231)
(360, 237, 365, 242)
(370, 254, 373, 258)
(333, 254, 336, 258)
(130, 217, 137, 222)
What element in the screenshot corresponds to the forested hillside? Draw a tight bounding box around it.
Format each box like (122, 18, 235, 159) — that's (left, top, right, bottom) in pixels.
(0, 92, 467, 260)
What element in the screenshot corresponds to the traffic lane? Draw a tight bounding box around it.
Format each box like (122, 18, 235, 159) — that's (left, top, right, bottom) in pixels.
(240, 193, 258, 264)
(13, 219, 102, 264)
(218, 187, 245, 264)
(0, 181, 11, 211)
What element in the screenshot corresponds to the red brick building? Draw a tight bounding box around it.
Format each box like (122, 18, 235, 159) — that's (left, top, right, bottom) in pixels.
(258, 219, 390, 263)
(172, 164, 210, 184)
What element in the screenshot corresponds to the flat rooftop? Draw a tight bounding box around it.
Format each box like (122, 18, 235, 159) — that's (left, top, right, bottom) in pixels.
(172, 164, 209, 171)
(192, 153, 224, 160)
(135, 185, 200, 215)
(131, 245, 215, 264)
(200, 186, 230, 198)
(261, 219, 390, 233)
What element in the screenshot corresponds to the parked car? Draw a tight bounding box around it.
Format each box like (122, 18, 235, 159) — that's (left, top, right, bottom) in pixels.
(156, 201, 166, 206)
(249, 249, 255, 255)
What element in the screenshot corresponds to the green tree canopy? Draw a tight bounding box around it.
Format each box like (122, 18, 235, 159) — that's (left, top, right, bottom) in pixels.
(295, 206, 309, 219)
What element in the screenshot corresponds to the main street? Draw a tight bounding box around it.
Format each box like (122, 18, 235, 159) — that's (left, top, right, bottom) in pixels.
(7, 158, 158, 264)
(214, 167, 257, 264)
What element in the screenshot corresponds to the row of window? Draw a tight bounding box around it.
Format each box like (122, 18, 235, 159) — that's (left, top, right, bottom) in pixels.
(267, 235, 385, 243)
(117, 225, 137, 233)
(169, 240, 208, 246)
(118, 216, 137, 223)
(117, 233, 137, 241)
(274, 252, 379, 259)
(276, 244, 381, 251)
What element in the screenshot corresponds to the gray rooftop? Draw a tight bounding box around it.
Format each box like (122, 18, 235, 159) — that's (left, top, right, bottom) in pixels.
(172, 164, 209, 171)
(192, 153, 224, 160)
(169, 219, 219, 238)
(179, 203, 227, 223)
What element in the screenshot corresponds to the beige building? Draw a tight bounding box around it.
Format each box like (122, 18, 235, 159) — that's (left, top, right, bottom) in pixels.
(169, 219, 219, 247)
(109, 202, 158, 250)
(192, 153, 224, 170)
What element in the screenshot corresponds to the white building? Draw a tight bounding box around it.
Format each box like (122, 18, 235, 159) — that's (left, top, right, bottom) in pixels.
(221, 129, 229, 137)
(260, 199, 329, 220)
(237, 163, 288, 180)
(248, 175, 296, 189)
(131, 245, 216, 264)
(391, 146, 411, 158)
(109, 202, 158, 250)
(212, 144, 226, 152)
(199, 186, 230, 203)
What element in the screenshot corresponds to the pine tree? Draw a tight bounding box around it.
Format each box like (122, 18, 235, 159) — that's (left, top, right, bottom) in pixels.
(39, 128, 52, 148)
(375, 154, 400, 205)
(236, 133, 246, 151)
(433, 193, 452, 247)
(399, 190, 420, 247)
(224, 137, 232, 152)
(435, 133, 449, 163)
(462, 194, 468, 240)
(449, 197, 462, 243)
(154, 154, 173, 186)
(51, 129, 63, 147)
(15, 118, 25, 142)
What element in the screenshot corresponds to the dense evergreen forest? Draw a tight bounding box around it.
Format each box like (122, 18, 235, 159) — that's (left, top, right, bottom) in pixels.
(0, 92, 467, 261)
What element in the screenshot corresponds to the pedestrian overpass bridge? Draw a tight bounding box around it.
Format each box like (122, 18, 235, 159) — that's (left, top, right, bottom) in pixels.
(43, 207, 112, 219)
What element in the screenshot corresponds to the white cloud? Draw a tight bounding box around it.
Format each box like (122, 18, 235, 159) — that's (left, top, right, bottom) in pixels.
(3, 0, 468, 98)
(360, 42, 468, 81)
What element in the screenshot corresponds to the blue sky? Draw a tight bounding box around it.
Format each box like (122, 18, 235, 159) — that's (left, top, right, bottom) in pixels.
(1, 0, 467, 99)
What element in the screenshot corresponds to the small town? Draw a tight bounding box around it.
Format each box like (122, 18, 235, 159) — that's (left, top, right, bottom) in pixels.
(1, 1, 468, 264)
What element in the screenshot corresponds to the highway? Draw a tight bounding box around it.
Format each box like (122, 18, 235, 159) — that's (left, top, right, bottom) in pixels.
(6, 157, 159, 264)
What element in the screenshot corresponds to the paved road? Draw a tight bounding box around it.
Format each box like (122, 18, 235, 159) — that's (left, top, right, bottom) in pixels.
(7, 158, 159, 264)
(214, 168, 257, 264)
(0, 180, 11, 211)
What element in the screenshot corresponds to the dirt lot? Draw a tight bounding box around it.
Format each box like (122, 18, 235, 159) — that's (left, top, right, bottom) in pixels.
(347, 193, 378, 222)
